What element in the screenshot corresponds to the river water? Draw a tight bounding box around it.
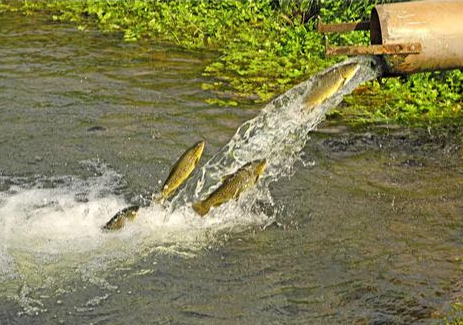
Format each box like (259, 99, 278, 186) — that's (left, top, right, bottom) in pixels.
(1, 12, 463, 325)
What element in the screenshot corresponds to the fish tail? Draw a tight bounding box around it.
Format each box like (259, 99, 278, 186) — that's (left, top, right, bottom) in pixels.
(192, 201, 209, 217)
(152, 192, 165, 205)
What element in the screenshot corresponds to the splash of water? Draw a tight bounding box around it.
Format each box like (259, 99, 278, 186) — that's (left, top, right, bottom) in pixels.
(0, 56, 382, 315)
(172, 56, 382, 209)
(0, 161, 268, 315)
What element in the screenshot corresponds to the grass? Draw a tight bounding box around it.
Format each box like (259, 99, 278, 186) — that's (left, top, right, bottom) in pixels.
(2, 0, 463, 126)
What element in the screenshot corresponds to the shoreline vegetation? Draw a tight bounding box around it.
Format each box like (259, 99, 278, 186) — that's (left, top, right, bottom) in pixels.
(1, 0, 463, 127)
(1, 1, 463, 323)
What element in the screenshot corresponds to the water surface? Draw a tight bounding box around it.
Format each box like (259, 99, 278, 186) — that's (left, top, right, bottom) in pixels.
(1, 11, 462, 325)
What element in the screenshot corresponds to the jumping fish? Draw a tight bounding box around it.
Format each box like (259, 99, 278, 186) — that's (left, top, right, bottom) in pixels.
(192, 159, 266, 217)
(154, 141, 205, 204)
(303, 62, 360, 112)
(101, 205, 140, 231)
(101, 141, 204, 232)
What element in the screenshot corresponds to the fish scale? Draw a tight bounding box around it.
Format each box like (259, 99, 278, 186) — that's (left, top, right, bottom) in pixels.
(156, 140, 205, 203)
(192, 159, 266, 217)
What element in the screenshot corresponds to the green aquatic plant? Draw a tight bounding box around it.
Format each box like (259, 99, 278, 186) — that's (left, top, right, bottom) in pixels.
(339, 70, 463, 125)
(0, 2, 12, 13)
(2, 0, 463, 126)
(444, 301, 463, 325)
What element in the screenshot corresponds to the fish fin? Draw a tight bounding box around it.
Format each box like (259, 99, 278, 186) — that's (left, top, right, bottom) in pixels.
(192, 201, 209, 217)
(233, 188, 242, 201)
(152, 192, 165, 205)
(194, 154, 201, 166)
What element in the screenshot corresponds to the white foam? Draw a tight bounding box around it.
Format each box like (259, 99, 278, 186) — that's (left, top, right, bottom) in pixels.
(0, 161, 271, 314)
(172, 56, 382, 207)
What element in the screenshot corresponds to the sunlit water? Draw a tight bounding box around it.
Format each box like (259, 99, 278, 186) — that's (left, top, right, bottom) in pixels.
(1, 12, 463, 325)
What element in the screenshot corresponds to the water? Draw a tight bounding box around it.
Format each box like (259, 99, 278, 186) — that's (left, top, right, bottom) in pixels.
(172, 56, 380, 210)
(1, 12, 463, 325)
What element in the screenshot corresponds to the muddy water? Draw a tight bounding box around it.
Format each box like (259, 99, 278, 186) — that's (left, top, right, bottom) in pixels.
(1, 11, 463, 325)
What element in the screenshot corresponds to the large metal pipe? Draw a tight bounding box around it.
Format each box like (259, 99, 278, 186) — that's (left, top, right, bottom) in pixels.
(318, 0, 463, 75)
(371, 0, 463, 75)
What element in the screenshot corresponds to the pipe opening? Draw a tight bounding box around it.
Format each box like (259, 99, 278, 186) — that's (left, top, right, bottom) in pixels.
(370, 7, 382, 45)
